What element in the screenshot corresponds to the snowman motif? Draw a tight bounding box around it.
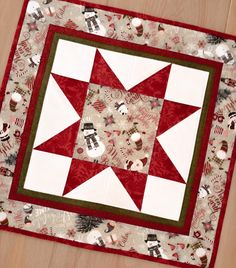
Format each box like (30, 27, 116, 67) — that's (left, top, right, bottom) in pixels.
(198, 184, 212, 199)
(82, 123, 105, 158)
(114, 101, 128, 115)
(0, 202, 12, 226)
(28, 54, 41, 68)
(228, 112, 236, 131)
(87, 230, 105, 247)
(215, 44, 234, 64)
(0, 211, 8, 226)
(145, 234, 168, 259)
(0, 118, 10, 142)
(27, 1, 45, 22)
(82, 7, 106, 36)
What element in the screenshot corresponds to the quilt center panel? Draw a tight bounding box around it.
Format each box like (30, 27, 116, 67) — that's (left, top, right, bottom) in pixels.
(74, 84, 163, 174)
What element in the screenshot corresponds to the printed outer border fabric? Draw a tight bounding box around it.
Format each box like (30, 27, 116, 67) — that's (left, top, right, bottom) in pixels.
(9, 25, 222, 235)
(0, 1, 235, 268)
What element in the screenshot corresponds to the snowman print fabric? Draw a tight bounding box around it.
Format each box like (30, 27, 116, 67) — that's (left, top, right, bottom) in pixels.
(0, 1, 236, 268)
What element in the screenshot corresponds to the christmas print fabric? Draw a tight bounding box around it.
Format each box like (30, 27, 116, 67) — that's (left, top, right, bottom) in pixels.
(0, 1, 236, 268)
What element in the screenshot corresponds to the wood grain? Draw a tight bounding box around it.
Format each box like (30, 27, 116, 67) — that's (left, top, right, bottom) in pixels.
(0, 0, 235, 268)
(226, 0, 236, 35)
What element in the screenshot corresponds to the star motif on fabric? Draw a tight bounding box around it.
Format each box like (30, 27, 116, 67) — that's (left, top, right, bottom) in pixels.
(202, 221, 214, 232)
(27, 21, 39, 32)
(150, 98, 161, 109)
(104, 115, 115, 126)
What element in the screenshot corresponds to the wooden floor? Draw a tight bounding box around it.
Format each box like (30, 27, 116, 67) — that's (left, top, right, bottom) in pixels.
(0, 0, 236, 267)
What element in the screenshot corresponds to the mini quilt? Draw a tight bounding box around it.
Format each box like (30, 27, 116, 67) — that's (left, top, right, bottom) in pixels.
(0, 1, 236, 267)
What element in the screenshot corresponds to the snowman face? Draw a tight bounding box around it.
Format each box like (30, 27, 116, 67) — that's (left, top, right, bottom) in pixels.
(33, 54, 41, 65)
(84, 11, 96, 19)
(83, 129, 95, 136)
(117, 104, 128, 115)
(130, 159, 143, 171)
(215, 44, 229, 57)
(198, 188, 207, 198)
(147, 240, 158, 248)
(27, 1, 40, 14)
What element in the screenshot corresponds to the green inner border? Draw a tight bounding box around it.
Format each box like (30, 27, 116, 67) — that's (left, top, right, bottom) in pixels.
(17, 32, 216, 227)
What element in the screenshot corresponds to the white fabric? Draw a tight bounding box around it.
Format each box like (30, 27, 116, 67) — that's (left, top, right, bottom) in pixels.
(33, 75, 80, 148)
(141, 176, 186, 220)
(64, 167, 139, 211)
(98, 48, 170, 90)
(164, 64, 209, 107)
(157, 110, 202, 182)
(24, 150, 72, 195)
(52, 39, 96, 82)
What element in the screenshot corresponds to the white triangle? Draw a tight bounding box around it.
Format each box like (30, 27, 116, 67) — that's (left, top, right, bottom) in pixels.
(64, 167, 139, 211)
(157, 110, 201, 182)
(33, 75, 80, 148)
(98, 48, 170, 90)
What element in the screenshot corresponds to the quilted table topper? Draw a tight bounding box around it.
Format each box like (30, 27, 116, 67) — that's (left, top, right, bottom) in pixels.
(0, 1, 236, 267)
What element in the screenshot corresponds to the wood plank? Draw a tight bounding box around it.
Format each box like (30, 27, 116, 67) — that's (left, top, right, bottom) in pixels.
(49, 243, 79, 268)
(214, 170, 236, 268)
(226, 0, 236, 35)
(106, 0, 231, 31)
(0, 231, 54, 268)
(0, 0, 24, 85)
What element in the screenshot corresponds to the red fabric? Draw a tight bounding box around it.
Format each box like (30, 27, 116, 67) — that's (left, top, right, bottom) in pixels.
(52, 73, 88, 117)
(112, 167, 147, 210)
(130, 64, 172, 98)
(157, 100, 200, 136)
(90, 50, 125, 89)
(34, 121, 80, 158)
(63, 159, 107, 195)
(149, 140, 186, 184)
(1, 1, 233, 266)
(8, 25, 223, 236)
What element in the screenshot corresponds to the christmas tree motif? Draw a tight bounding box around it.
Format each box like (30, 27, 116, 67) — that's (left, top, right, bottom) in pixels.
(75, 215, 103, 233)
(217, 88, 231, 104)
(206, 34, 226, 45)
(4, 153, 17, 166)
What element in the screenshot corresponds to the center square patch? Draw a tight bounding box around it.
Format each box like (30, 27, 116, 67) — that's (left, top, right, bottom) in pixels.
(9, 25, 222, 234)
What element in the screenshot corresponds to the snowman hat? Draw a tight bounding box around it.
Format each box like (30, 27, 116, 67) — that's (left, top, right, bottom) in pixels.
(82, 123, 96, 131)
(115, 102, 125, 109)
(228, 112, 236, 118)
(82, 7, 97, 14)
(145, 234, 160, 243)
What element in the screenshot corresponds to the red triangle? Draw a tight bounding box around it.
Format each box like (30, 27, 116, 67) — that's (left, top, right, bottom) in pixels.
(63, 159, 107, 195)
(52, 73, 88, 117)
(149, 140, 185, 184)
(34, 121, 80, 158)
(112, 167, 147, 210)
(157, 100, 200, 136)
(129, 64, 172, 98)
(90, 50, 125, 90)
